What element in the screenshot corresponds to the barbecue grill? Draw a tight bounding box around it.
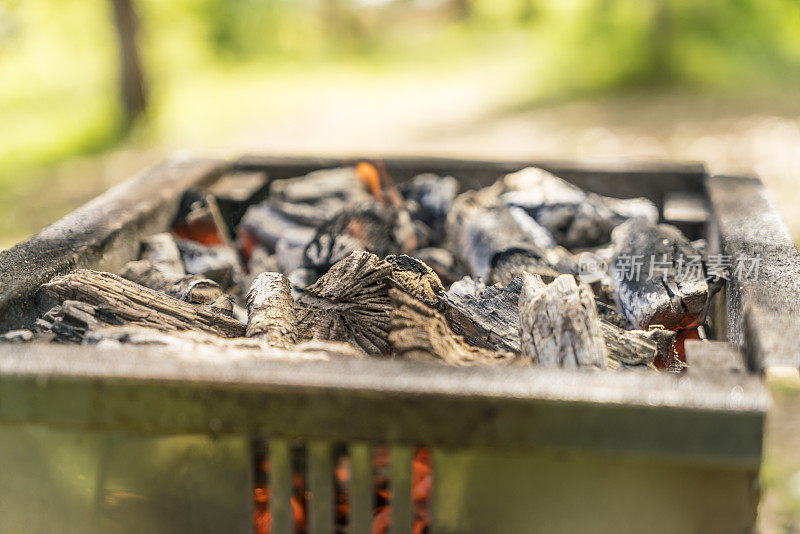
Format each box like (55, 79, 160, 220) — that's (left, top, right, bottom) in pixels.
(1, 155, 795, 533)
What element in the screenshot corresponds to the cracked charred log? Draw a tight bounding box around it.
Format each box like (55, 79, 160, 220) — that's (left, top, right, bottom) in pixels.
(519, 273, 608, 369)
(389, 288, 518, 367)
(610, 218, 709, 330)
(296, 251, 393, 355)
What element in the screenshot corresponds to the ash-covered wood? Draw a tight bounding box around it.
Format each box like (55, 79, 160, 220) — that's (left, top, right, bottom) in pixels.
(446, 196, 555, 281)
(37, 300, 125, 343)
(140, 232, 184, 272)
(387, 254, 444, 308)
(489, 249, 560, 286)
(38, 269, 245, 338)
(121, 260, 222, 305)
(519, 273, 607, 368)
(303, 206, 397, 273)
(439, 276, 523, 353)
(245, 272, 297, 348)
(600, 321, 658, 367)
(177, 239, 243, 290)
(239, 203, 316, 253)
(389, 289, 518, 367)
(610, 218, 709, 330)
(84, 326, 364, 360)
(0, 329, 34, 343)
(400, 173, 459, 237)
(413, 247, 458, 285)
(501, 167, 658, 249)
(296, 251, 392, 355)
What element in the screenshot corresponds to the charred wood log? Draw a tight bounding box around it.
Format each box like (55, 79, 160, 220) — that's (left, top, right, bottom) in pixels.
(245, 272, 298, 348)
(38, 270, 245, 338)
(413, 247, 458, 286)
(176, 239, 244, 291)
(439, 276, 523, 353)
(610, 218, 709, 330)
(270, 167, 373, 225)
(239, 203, 316, 252)
(386, 254, 444, 308)
(446, 196, 555, 281)
(501, 167, 658, 249)
(518, 273, 607, 368)
(0, 329, 34, 343)
(121, 260, 222, 305)
(296, 251, 392, 355)
(140, 232, 184, 272)
(389, 289, 518, 367)
(600, 321, 659, 367)
(400, 173, 459, 238)
(84, 326, 364, 360)
(303, 205, 397, 273)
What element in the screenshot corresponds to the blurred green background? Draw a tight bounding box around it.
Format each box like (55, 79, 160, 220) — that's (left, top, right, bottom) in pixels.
(3, 0, 800, 247)
(3, 1, 800, 530)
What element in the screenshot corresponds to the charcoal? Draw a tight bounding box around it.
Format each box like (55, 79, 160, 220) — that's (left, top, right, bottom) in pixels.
(596, 301, 628, 329)
(446, 196, 555, 281)
(489, 250, 560, 286)
(244, 246, 280, 288)
(386, 254, 444, 308)
(501, 167, 658, 249)
(610, 218, 709, 330)
(84, 326, 363, 361)
(296, 251, 392, 355)
(413, 247, 458, 285)
(275, 237, 307, 274)
(271, 167, 373, 208)
(38, 300, 125, 343)
(600, 321, 659, 367)
(389, 289, 518, 367)
(121, 260, 223, 305)
(303, 205, 397, 273)
(140, 232, 184, 273)
(246, 272, 297, 348)
(0, 329, 34, 343)
(238, 203, 316, 251)
(507, 206, 577, 273)
(38, 270, 245, 338)
(400, 173, 459, 236)
(176, 239, 244, 290)
(518, 273, 607, 368)
(439, 276, 523, 353)
(210, 294, 235, 317)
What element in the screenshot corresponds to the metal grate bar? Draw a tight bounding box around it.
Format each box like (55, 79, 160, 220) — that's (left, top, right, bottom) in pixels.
(307, 440, 334, 534)
(390, 444, 414, 534)
(269, 437, 293, 534)
(349, 442, 373, 534)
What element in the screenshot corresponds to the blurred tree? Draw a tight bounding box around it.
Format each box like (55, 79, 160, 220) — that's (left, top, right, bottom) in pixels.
(109, 0, 148, 128)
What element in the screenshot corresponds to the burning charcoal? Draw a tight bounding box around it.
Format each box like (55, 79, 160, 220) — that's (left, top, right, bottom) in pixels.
(245, 273, 298, 348)
(140, 232, 184, 273)
(446, 196, 556, 281)
(386, 254, 444, 308)
(296, 251, 392, 355)
(239, 203, 316, 252)
(610, 218, 709, 330)
(518, 273, 607, 368)
(303, 206, 397, 273)
(413, 247, 458, 286)
(38, 270, 245, 338)
(400, 173, 459, 237)
(84, 326, 363, 361)
(176, 239, 244, 291)
(0, 329, 34, 343)
(501, 167, 658, 249)
(173, 192, 233, 247)
(389, 289, 518, 367)
(439, 276, 523, 354)
(121, 260, 223, 305)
